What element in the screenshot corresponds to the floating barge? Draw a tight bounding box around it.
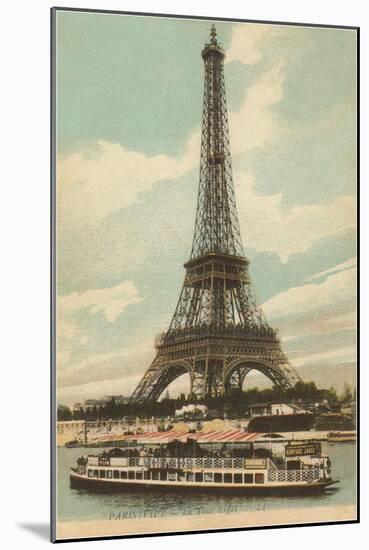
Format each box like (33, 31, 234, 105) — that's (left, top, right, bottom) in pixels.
(327, 430, 356, 443)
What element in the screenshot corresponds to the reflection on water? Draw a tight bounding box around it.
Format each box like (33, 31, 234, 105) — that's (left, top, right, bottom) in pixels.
(57, 442, 356, 522)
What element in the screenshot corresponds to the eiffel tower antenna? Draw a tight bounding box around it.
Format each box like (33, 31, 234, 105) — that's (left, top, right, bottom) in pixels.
(130, 26, 300, 402)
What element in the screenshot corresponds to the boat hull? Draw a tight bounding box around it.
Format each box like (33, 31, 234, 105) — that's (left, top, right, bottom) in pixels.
(70, 472, 338, 495)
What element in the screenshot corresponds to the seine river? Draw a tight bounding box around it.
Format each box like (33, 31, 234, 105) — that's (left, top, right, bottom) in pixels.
(57, 442, 356, 522)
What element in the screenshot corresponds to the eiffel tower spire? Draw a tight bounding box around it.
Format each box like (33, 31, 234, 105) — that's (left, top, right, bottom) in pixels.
(191, 24, 243, 259)
(130, 26, 300, 403)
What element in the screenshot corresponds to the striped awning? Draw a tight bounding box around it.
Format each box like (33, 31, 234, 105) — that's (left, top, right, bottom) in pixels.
(180, 430, 261, 443)
(91, 429, 263, 444)
(90, 429, 184, 444)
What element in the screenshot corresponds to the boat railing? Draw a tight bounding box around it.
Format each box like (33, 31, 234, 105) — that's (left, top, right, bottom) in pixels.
(89, 456, 252, 469)
(85, 456, 322, 482)
(130, 456, 247, 469)
(267, 467, 320, 483)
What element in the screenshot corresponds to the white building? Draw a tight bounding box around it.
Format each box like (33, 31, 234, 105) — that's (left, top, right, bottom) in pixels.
(174, 404, 208, 417)
(248, 403, 306, 418)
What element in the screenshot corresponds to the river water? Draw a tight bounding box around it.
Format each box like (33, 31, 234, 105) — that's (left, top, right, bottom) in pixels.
(57, 442, 356, 522)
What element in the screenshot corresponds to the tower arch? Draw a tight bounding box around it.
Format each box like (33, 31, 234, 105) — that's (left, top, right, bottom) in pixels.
(224, 359, 297, 395)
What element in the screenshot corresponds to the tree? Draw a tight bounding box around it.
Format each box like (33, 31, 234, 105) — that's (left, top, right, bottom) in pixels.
(340, 382, 353, 404)
(324, 386, 338, 404)
(92, 404, 98, 420)
(73, 407, 85, 420)
(57, 404, 72, 421)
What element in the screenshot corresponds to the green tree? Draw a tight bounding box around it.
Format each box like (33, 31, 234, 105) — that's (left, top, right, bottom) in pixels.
(340, 382, 353, 403)
(57, 404, 72, 421)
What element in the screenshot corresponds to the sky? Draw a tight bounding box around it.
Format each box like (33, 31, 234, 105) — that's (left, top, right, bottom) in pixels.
(55, 11, 357, 406)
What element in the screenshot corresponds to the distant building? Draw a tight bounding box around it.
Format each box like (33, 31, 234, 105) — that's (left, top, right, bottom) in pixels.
(113, 395, 129, 405)
(247, 403, 306, 418)
(84, 399, 100, 407)
(100, 395, 128, 406)
(175, 404, 208, 417)
(79, 395, 130, 410)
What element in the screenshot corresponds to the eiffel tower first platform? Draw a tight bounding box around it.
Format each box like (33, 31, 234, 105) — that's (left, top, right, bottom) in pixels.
(130, 26, 300, 403)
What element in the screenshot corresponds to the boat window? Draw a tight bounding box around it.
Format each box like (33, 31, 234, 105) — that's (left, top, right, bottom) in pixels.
(144, 471, 150, 480)
(287, 460, 301, 470)
(99, 470, 106, 478)
(244, 473, 253, 484)
(234, 473, 242, 484)
(160, 471, 167, 481)
(152, 471, 159, 480)
(224, 473, 232, 483)
(107, 470, 112, 479)
(255, 473, 264, 484)
(168, 473, 177, 481)
(128, 471, 135, 480)
(187, 472, 194, 482)
(195, 472, 203, 482)
(93, 469, 98, 478)
(113, 470, 119, 479)
(214, 473, 222, 483)
(121, 471, 127, 479)
(88, 469, 93, 477)
(204, 473, 213, 482)
(136, 472, 143, 480)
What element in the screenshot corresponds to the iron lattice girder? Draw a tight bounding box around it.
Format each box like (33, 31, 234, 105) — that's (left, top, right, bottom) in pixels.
(130, 27, 300, 403)
(130, 332, 300, 402)
(191, 38, 243, 259)
(168, 252, 268, 331)
(130, 356, 298, 403)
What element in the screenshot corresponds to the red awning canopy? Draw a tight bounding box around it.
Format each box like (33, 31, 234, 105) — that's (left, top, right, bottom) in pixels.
(91, 429, 263, 444)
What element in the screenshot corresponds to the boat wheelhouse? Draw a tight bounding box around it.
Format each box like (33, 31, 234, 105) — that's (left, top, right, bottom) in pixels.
(70, 429, 338, 493)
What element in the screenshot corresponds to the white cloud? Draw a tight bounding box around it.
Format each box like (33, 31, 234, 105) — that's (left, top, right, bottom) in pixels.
(263, 266, 356, 319)
(306, 257, 356, 281)
(57, 60, 285, 228)
(283, 310, 357, 344)
(56, 318, 80, 370)
(58, 280, 144, 323)
(57, 337, 154, 401)
(235, 172, 356, 262)
(57, 349, 72, 371)
(58, 317, 77, 341)
(229, 62, 285, 155)
(262, 264, 356, 345)
(260, 263, 357, 378)
(57, 137, 199, 226)
(225, 23, 273, 65)
(292, 347, 356, 369)
(58, 375, 143, 406)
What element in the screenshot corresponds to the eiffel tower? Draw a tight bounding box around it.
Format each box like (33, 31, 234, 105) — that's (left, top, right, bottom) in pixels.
(130, 25, 300, 403)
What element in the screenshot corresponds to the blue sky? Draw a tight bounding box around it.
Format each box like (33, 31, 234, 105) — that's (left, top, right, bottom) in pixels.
(56, 12, 357, 405)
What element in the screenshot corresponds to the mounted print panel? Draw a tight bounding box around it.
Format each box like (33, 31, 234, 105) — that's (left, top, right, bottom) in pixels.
(51, 7, 358, 542)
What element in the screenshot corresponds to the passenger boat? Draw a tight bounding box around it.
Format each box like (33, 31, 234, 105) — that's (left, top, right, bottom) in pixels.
(70, 429, 338, 494)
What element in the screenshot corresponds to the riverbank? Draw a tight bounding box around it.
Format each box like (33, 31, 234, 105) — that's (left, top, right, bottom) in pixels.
(57, 419, 356, 447)
(57, 503, 356, 540)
